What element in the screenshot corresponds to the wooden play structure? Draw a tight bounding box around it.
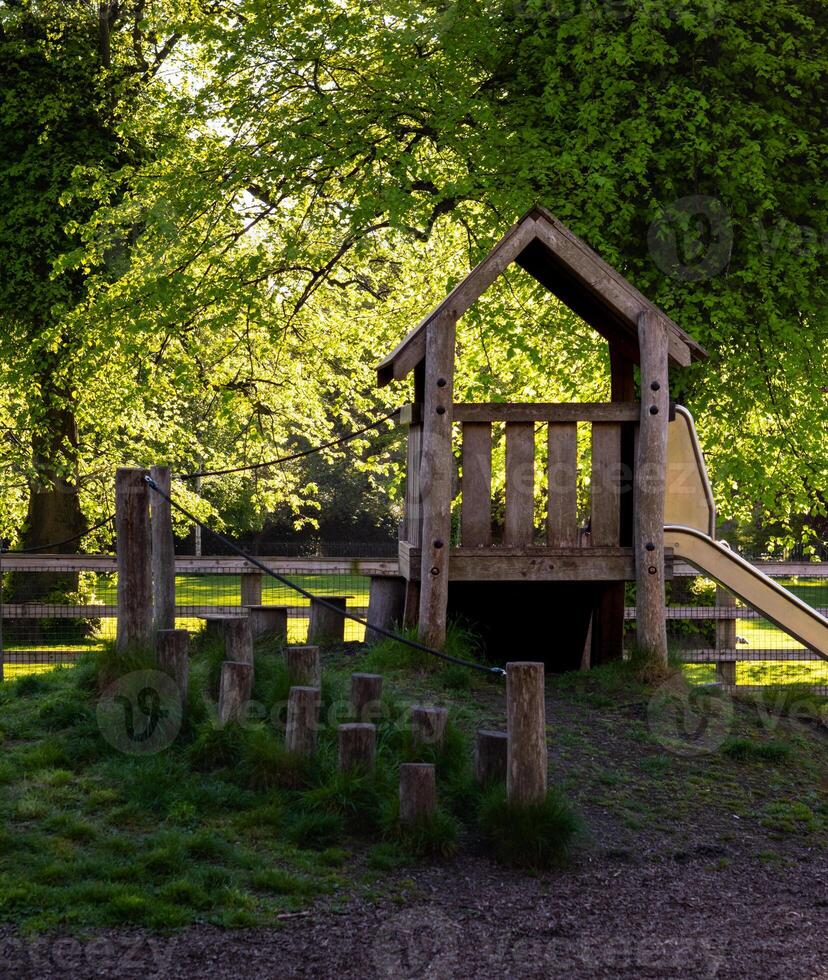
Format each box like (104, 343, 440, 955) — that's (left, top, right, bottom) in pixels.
(378, 206, 828, 666)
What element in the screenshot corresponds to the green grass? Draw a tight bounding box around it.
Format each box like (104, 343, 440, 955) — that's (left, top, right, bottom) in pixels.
(0, 623, 561, 932)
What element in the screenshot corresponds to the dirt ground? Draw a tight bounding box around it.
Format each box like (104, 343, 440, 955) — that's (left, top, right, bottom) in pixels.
(2, 849, 827, 979)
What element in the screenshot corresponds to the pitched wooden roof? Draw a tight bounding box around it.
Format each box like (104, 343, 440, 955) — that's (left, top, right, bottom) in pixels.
(377, 205, 707, 386)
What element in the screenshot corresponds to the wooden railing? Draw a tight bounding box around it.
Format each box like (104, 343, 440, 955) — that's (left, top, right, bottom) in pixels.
(445, 402, 638, 550)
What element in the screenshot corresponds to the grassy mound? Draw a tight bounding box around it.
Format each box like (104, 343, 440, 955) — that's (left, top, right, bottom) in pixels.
(0, 628, 571, 932)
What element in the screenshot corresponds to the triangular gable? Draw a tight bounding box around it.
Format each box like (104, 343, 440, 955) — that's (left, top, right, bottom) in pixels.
(377, 206, 707, 386)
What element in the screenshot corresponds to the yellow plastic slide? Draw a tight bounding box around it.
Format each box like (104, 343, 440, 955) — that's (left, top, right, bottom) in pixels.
(664, 408, 828, 660)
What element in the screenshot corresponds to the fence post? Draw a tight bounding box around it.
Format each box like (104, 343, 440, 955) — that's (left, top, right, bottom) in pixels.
(338, 723, 376, 772)
(224, 617, 253, 666)
(218, 661, 253, 725)
(240, 572, 263, 606)
(285, 645, 321, 687)
(150, 464, 176, 632)
(410, 705, 448, 748)
(475, 729, 508, 786)
(716, 585, 737, 687)
(350, 672, 382, 722)
(285, 686, 321, 756)
(399, 763, 437, 824)
(115, 467, 153, 651)
(155, 628, 189, 706)
(506, 661, 548, 805)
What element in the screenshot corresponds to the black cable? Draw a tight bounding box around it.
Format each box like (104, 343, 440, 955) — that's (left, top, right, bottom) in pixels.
(176, 409, 400, 480)
(3, 513, 116, 554)
(145, 476, 504, 677)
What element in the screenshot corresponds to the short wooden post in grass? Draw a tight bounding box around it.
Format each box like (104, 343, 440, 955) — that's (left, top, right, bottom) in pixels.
(240, 572, 263, 607)
(506, 662, 548, 805)
(221, 616, 252, 667)
(307, 596, 349, 645)
(285, 686, 321, 756)
(218, 661, 253, 725)
(365, 576, 406, 644)
(411, 705, 448, 748)
(399, 763, 437, 825)
(150, 464, 176, 632)
(475, 729, 508, 787)
(246, 605, 288, 641)
(350, 672, 383, 722)
(115, 467, 153, 651)
(285, 645, 321, 687)
(338, 723, 376, 772)
(155, 629, 189, 705)
(715, 585, 737, 688)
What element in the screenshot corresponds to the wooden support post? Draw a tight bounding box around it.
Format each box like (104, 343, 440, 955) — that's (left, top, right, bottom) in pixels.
(399, 763, 437, 825)
(218, 661, 253, 725)
(404, 420, 423, 546)
(285, 686, 321, 756)
(285, 645, 321, 687)
(506, 661, 548, 805)
(307, 596, 348, 645)
(461, 421, 492, 547)
(245, 605, 288, 641)
(403, 580, 421, 629)
(240, 572, 263, 607)
(418, 312, 457, 649)
(115, 467, 153, 651)
(716, 585, 737, 687)
(365, 576, 406, 644)
(338, 723, 377, 772)
(410, 705, 448, 748)
(350, 672, 383, 722)
(635, 311, 670, 665)
(155, 628, 189, 705)
(224, 617, 253, 666)
(475, 730, 508, 786)
(591, 583, 626, 666)
(150, 465, 176, 632)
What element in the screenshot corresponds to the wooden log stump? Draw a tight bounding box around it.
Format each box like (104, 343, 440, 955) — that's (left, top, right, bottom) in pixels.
(224, 616, 253, 666)
(218, 661, 253, 725)
(240, 572, 263, 607)
(337, 723, 377, 772)
(475, 729, 508, 786)
(285, 645, 321, 687)
(245, 605, 288, 641)
(399, 763, 437, 825)
(350, 672, 383, 722)
(506, 661, 548, 805)
(307, 596, 350, 645)
(410, 705, 448, 748)
(150, 464, 176, 632)
(115, 467, 153, 651)
(285, 686, 321, 756)
(155, 629, 189, 705)
(365, 576, 406, 644)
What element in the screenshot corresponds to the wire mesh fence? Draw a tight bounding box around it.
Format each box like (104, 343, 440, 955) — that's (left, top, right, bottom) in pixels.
(1, 546, 826, 688)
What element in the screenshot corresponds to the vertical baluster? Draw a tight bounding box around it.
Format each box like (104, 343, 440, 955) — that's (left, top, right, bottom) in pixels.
(461, 422, 492, 547)
(504, 422, 535, 547)
(547, 422, 578, 547)
(591, 423, 621, 546)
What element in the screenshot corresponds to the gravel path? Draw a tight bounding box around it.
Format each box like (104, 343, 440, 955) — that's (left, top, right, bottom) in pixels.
(3, 851, 827, 980)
